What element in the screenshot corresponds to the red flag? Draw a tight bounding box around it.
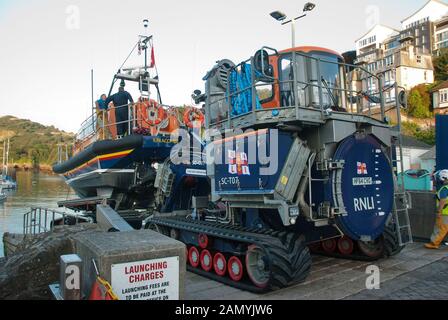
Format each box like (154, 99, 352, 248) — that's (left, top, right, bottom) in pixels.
(149, 46, 156, 68)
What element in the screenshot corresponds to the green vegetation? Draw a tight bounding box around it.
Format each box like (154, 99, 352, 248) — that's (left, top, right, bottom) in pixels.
(0, 116, 74, 167)
(402, 121, 436, 146)
(406, 84, 432, 119)
(433, 48, 448, 82)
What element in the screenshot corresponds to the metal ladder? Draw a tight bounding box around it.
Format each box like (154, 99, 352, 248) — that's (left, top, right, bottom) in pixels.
(391, 135, 413, 246)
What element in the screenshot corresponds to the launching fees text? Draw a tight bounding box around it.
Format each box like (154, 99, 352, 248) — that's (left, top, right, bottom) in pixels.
(111, 256, 179, 300)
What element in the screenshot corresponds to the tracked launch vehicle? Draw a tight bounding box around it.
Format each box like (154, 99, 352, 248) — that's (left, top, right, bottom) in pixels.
(53, 24, 413, 292)
(147, 46, 413, 292)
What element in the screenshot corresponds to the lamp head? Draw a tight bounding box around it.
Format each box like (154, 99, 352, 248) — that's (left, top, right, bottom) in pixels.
(270, 11, 287, 22)
(303, 2, 316, 12)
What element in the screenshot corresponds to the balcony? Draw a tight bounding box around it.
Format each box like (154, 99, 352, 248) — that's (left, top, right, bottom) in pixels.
(354, 48, 384, 65)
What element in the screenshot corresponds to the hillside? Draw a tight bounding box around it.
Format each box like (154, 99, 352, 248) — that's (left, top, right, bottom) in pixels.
(0, 116, 74, 168)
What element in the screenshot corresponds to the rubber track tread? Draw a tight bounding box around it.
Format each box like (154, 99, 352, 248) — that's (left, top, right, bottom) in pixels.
(149, 216, 312, 292)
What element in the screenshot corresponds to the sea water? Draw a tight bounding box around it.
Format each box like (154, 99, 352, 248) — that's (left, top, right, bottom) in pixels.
(0, 171, 75, 257)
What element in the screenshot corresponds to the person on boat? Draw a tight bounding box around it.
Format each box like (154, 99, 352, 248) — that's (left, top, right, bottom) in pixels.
(95, 94, 110, 139)
(96, 94, 108, 111)
(105, 86, 134, 137)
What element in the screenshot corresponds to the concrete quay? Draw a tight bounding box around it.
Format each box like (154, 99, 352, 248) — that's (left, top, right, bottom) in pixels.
(185, 242, 448, 300)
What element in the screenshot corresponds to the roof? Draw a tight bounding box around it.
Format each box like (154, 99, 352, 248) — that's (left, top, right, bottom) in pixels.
(420, 146, 436, 160)
(436, 14, 448, 24)
(355, 24, 399, 42)
(279, 46, 342, 58)
(401, 0, 448, 23)
(431, 80, 448, 92)
(401, 135, 432, 149)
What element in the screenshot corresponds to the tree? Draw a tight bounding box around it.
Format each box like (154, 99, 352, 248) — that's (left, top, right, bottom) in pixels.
(402, 121, 436, 146)
(433, 48, 448, 81)
(407, 85, 432, 118)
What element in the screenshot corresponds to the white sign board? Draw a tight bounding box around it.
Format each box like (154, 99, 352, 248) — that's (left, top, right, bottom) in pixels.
(111, 256, 179, 300)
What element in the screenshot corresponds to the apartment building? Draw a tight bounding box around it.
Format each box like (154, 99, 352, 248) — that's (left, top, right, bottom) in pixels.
(352, 0, 448, 112)
(434, 15, 448, 52)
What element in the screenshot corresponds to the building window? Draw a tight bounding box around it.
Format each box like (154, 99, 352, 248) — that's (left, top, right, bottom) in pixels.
(384, 55, 394, 66)
(367, 77, 377, 92)
(359, 35, 377, 48)
(441, 89, 448, 103)
(367, 62, 378, 72)
(385, 89, 396, 103)
(417, 56, 422, 63)
(384, 70, 395, 85)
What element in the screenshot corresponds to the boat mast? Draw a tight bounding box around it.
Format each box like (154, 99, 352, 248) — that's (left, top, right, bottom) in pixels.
(5, 138, 9, 177)
(91, 69, 95, 134)
(1, 140, 5, 177)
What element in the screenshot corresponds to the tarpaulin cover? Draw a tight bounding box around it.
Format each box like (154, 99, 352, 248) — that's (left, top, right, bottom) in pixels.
(228, 63, 261, 116)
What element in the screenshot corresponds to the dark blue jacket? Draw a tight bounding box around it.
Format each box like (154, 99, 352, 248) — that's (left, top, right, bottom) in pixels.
(106, 91, 134, 112)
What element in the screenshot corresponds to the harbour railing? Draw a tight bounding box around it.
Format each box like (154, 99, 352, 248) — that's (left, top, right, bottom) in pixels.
(23, 207, 92, 236)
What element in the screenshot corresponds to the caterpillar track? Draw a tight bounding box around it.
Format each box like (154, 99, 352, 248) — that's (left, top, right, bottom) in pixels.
(309, 224, 404, 261)
(147, 216, 312, 293)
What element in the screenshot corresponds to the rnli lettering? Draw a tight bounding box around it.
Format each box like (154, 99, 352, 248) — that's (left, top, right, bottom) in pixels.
(354, 197, 375, 212)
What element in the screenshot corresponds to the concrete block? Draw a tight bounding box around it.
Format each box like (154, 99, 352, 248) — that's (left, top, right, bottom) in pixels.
(73, 229, 186, 300)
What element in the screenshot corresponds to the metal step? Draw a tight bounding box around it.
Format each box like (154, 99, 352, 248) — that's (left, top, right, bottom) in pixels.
(391, 136, 413, 246)
(392, 190, 413, 246)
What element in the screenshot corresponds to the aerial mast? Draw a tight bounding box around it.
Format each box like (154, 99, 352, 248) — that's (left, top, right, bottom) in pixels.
(143, 19, 149, 72)
(5, 138, 10, 177)
(1, 140, 5, 177)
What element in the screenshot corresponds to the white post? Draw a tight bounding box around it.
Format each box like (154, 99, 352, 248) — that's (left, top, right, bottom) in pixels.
(291, 18, 296, 48)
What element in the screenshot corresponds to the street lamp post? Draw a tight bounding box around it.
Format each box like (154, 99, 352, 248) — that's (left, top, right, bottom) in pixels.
(270, 3, 316, 116)
(270, 2, 316, 48)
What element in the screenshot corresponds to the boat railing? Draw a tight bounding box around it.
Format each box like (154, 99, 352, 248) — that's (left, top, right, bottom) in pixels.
(74, 101, 179, 151)
(22, 207, 92, 236)
(205, 49, 403, 130)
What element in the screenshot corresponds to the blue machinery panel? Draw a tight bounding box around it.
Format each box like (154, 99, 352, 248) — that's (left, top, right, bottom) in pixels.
(331, 135, 394, 240)
(436, 115, 448, 171)
(214, 130, 294, 194)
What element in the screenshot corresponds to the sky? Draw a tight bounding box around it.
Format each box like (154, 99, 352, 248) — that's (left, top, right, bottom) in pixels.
(0, 0, 431, 133)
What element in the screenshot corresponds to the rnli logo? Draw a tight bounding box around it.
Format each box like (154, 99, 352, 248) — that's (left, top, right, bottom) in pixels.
(228, 150, 250, 176)
(357, 162, 368, 175)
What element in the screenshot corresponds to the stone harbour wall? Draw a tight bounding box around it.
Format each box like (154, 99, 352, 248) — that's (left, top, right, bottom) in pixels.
(0, 224, 98, 300)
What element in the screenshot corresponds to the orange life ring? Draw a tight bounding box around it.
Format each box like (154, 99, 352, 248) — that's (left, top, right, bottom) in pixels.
(138, 98, 166, 126)
(183, 107, 204, 128)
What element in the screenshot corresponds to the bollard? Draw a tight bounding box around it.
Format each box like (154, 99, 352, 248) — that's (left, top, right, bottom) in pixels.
(60, 254, 83, 300)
